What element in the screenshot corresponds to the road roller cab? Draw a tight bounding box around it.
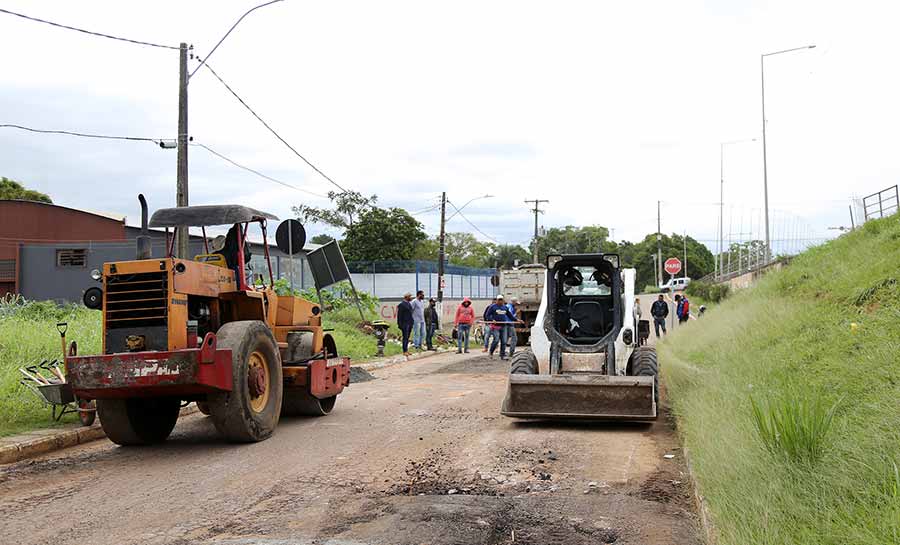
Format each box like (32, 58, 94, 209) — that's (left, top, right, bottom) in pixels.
(66, 195, 351, 445)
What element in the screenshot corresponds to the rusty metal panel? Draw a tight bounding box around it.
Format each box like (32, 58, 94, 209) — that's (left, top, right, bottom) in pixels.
(66, 347, 232, 399)
(560, 352, 604, 372)
(501, 374, 656, 420)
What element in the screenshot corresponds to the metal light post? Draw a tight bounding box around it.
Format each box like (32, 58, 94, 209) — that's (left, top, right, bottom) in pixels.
(761, 44, 815, 261)
(719, 138, 756, 279)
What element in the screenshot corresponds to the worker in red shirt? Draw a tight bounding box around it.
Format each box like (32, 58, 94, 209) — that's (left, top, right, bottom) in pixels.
(454, 297, 475, 353)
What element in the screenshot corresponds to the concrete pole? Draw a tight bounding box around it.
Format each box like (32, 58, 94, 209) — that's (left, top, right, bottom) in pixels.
(176, 42, 189, 258)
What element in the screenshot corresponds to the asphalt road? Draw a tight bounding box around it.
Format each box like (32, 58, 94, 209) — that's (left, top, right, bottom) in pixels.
(0, 351, 698, 545)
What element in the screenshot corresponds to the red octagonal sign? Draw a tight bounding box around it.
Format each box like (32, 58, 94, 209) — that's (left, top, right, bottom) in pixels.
(664, 257, 682, 275)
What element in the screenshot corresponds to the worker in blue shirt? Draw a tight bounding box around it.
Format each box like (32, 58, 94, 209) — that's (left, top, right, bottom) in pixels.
(484, 295, 510, 360)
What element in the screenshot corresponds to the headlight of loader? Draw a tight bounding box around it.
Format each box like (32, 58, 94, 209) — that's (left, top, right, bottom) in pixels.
(622, 327, 633, 345)
(90, 268, 102, 281)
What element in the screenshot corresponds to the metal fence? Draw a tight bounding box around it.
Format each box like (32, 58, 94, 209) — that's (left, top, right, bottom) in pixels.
(863, 185, 899, 221)
(347, 260, 498, 299)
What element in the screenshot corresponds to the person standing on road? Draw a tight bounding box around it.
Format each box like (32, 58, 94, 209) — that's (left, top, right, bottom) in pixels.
(506, 297, 520, 357)
(454, 297, 475, 353)
(677, 294, 690, 324)
(633, 297, 642, 324)
(482, 299, 494, 352)
(424, 298, 439, 351)
(651, 294, 668, 338)
(397, 293, 414, 356)
(410, 290, 426, 350)
(485, 295, 510, 360)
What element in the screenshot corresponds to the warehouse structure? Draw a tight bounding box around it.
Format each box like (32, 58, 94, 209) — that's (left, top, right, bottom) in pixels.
(0, 199, 315, 303)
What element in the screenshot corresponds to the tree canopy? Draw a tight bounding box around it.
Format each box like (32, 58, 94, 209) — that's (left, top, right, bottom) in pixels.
(341, 207, 428, 261)
(533, 225, 613, 262)
(0, 177, 51, 203)
(309, 234, 335, 245)
(293, 190, 376, 229)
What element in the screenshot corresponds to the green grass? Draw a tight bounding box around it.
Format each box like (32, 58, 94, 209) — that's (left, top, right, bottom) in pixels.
(660, 214, 900, 544)
(0, 304, 101, 437)
(323, 307, 405, 361)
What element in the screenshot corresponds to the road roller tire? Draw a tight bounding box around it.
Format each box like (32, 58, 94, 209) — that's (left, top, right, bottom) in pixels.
(208, 321, 283, 443)
(97, 397, 180, 446)
(282, 390, 336, 416)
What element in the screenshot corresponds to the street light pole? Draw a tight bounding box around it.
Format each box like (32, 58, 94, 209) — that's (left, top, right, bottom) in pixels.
(761, 44, 815, 261)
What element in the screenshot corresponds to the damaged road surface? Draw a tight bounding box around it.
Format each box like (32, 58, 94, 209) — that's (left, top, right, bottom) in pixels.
(0, 352, 699, 545)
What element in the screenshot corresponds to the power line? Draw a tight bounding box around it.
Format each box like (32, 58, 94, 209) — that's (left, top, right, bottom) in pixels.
(0, 123, 165, 144)
(199, 61, 348, 194)
(191, 142, 328, 199)
(447, 200, 499, 243)
(0, 7, 178, 50)
(410, 204, 441, 216)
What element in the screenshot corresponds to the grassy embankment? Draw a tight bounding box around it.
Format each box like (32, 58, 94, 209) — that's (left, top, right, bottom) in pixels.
(0, 301, 410, 437)
(661, 214, 900, 544)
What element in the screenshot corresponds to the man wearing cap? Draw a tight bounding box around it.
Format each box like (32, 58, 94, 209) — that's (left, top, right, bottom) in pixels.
(506, 297, 520, 357)
(397, 293, 414, 356)
(484, 295, 510, 360)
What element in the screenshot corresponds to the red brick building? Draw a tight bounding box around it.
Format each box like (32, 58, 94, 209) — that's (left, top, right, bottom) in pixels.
(0, 200, 127, 296)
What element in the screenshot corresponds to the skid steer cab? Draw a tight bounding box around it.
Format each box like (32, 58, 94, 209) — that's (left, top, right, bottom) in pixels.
(501, 253, 658, 421)
(66, 195, 350, 445)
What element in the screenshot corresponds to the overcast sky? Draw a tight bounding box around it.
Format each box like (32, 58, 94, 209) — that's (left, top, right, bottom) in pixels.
(2, 0, 898, 254)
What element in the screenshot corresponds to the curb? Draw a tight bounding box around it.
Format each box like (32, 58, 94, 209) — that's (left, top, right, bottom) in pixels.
(0, 404, 199, 466)
(356, 347, 453, 372)
(683, 445, 718, 544)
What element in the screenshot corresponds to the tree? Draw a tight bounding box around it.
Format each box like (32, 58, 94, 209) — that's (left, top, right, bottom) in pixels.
(293, 190, 376, 229)
(0, 177, 51, 203)
(341, 207, 428, 261)
(411, 232, 494, 267)
(533, 225, 611, 262)
(492, 244, 532, 269)
(309, 234, 334, 245)
(618, 233, 715, 289)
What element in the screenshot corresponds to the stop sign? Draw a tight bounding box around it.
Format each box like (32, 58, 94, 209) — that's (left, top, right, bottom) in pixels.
(664, 257, 682, 275)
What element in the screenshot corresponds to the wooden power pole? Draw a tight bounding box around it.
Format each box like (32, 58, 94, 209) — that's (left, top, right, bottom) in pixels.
(524, 199, 549, 263)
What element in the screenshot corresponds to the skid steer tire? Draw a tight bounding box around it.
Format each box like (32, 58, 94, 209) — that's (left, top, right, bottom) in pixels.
(631, 346, 659, 406)
(509, 350, 538, 375)
(208, 321, 283, 443)
(97, 397, 180, 446)
(196, 401, 210, 416)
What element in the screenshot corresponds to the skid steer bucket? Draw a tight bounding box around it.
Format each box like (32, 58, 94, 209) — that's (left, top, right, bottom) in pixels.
(500, 374, 656, 420)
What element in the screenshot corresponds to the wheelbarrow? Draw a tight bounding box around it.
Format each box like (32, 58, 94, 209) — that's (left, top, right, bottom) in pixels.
(17, 323, 96, 426)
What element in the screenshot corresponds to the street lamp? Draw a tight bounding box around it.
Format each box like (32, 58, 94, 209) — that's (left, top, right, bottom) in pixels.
(446, 194, 493, 221)
(719, 138, 756, 279)
(761, 44, 815, 260)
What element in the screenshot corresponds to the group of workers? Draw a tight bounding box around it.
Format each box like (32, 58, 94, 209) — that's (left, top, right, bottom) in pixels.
(642, 292, 693, 338)
(396, 291, 441, 356)
(396, 292, 521, 358)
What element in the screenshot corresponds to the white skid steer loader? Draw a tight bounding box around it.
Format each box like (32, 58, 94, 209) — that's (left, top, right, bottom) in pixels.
(501, 253, 658, 420)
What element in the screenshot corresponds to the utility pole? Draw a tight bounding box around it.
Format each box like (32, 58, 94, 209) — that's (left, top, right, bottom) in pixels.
(176, 42, 190, 258)
(656, 201, 662, 287)
(683, 232, 687, 279)
(437, 192, 447, 308)
(524, 199, 549, 263)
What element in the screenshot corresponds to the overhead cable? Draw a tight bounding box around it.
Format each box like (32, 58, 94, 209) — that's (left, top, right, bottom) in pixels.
(447, 201, 499, 243)
(0, 7, 179, 50)
(0, 123, 165, 144)
(191, 142, 328, 198)
(199, 61, 348, 194)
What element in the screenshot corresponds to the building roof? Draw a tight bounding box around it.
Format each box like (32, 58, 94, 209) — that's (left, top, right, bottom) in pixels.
(0, 199, 126, 224)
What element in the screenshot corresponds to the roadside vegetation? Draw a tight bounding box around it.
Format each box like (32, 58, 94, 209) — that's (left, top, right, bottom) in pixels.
(0, 286, 419, 437)
(0, 296, 100, 436)
(661, 213, 900, 544)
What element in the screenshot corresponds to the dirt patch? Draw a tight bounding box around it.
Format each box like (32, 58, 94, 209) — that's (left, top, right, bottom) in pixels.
(350, 366, 377, 383)
(431, 354, 507, 375)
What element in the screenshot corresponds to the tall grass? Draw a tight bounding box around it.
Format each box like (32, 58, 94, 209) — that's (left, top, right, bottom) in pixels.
(750, 393, 839, 464)
(661, 213, 900, 545)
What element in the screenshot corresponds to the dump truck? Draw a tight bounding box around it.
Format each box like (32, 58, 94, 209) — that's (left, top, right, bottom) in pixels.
(499, 264, 546, 345)
(65, 196, 350, 445)
(501, 253, 657, 420)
